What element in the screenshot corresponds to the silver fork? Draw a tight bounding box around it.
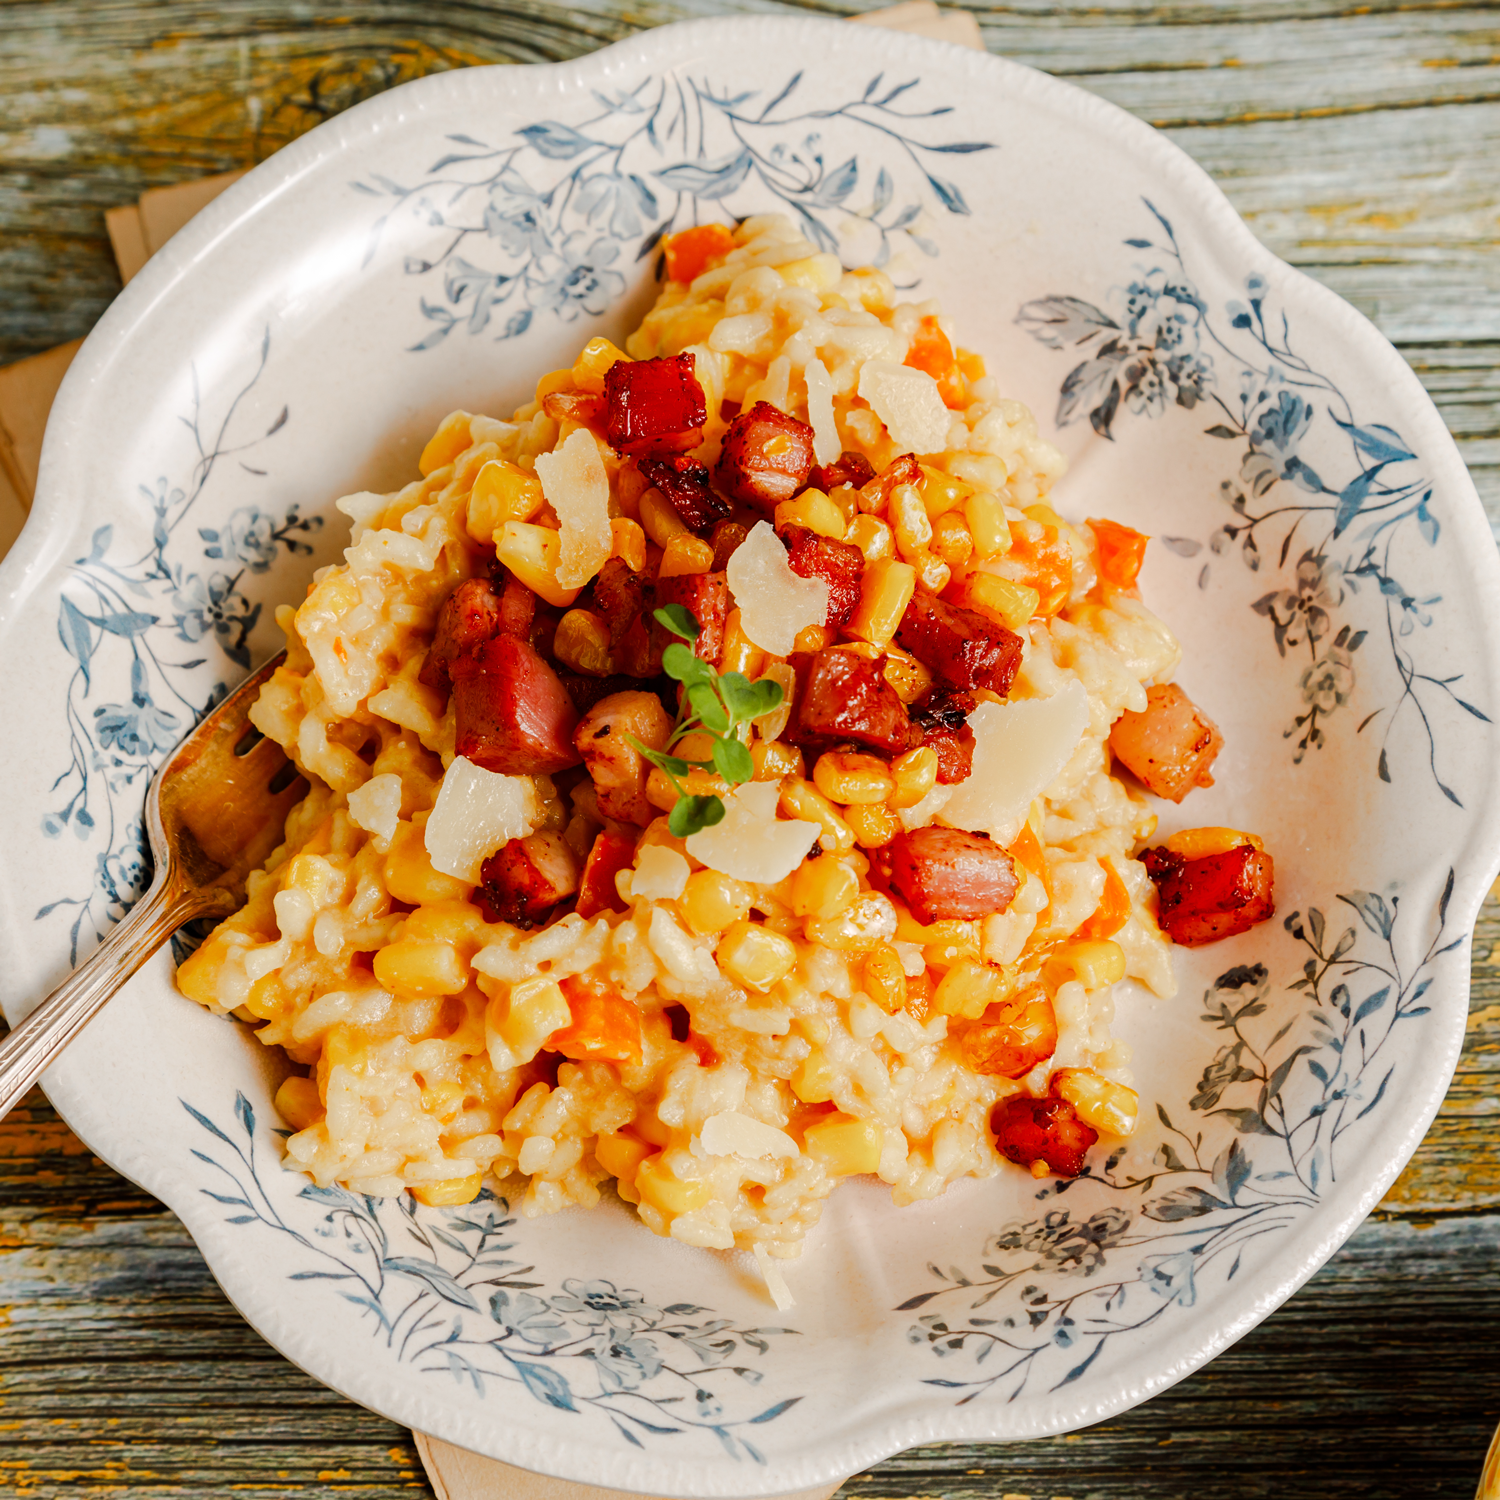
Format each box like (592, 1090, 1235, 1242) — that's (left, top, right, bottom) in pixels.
(0, 652, 303, 1120)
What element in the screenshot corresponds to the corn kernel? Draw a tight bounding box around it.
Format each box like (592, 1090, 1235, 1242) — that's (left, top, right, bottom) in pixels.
(487, 975, 572, 1068)
(658, 534, 715, 578)
(1045, 939, 1127, 992)
(496, 521, 581, 608)
(1054, 1068, 1139, 1137)
(419, 410, 472, 476)
(779, 778, 855, 853)
(791, 1051, 837, 1104)
(680, 869, 754, 935)
(804, 1113, 882, 1176)
(717, 920, 798, 992)
(922, 918, 984, 972)
(635, 1154, 714, 1216)
(616, 464, 650, 519)
(751, 737, 804, 781)
(890, 746, 939, 809)
(404, 901, 486, 948)
(374, 937, 469, 997)
(554, 609, 614, 675)
(384, 818, 472, 905)
(779, 252, 843, 291)
(721, 609, 765, 679)
(964, 491, 1012, 558)
(775, 488, 847, 540)
(917, 464, 974, 519)
(610, 517, 647, 572)
(960, 572, 1039, 633)
(843, 265, 895, 315)
(176, 935, 233, 1007)
(890, 484, 933, 560)
(812, 750, 895, 806)
(912, 551, 951, 595)
(846, 559, 916, 648)
(846, 514, 895, 563)
(274, 1075, 322, 1131)
(573, 336, 629, 393)
(931, 511, 975, 569)
(791, 857, 860, 920)
(804, 893, 897, 952)
(595, 1129, 653, 1182)
(411, 1171, 484, 1207)
(535, 368, 576, 401)
(843, 801, 898, 849)
(1025, 503, 1067, 530)
(1162, 827, 1264, 859)
(468, 459, 544, 543)
(862, 943, 907, 1013)
(793, 623, 832, 653)
(646, 764, 729, 811)
(882, 647, 933, 705)
(933, 959, 1014, 1020)
(640, 486, 689, 547)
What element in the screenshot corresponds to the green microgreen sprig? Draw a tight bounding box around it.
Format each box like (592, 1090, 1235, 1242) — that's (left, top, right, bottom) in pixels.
(627, 604, 785, 839)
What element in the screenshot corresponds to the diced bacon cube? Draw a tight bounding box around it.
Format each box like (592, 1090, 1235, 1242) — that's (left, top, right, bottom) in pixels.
(475, 830, 582, 927)
(780, 525, 865, 630)
(1141, 844, 1275, 947)
(713, 402, 816, 510)
(911, 688, 977, 784)
(989, 1094, 1097, 1178)
(654, 571, 729, 665)
(896, 589, 1023, 696)
(576, 830, 638, 918)
(496, 571, 539, 641)
(961, 990, 1058, 1078)
(794, 647, 911, 755)
(452, 634, 582, 775)
(590, 557, 647, 649)
(575, 690, 674, 826)
(1109, 682, 1224, 803)
(420, 578, 503, 697)
(604, 354, 707, 456)
(639, 455, 731, 533)
(889, 826, 1017, 922)
(810, 451, 876, 494)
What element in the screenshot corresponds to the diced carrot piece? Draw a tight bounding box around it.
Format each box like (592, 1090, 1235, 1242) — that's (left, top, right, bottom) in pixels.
(1075, 858, 1131, 941)
(1006, 520, 1073, 617)
(904, 315, 968, 410)
(550, 974, 643, 1064)
(1089, 518, 1149, 592)
(663, 223, 737, 284)
(575, 830, 637, 918)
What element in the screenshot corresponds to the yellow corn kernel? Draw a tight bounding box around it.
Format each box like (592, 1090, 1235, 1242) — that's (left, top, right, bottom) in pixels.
(640, 486, 689, 547)
(961, 572, 1039, 633)
(890, 484, 933, 559)
(721, 609, 765, 679)
(793, 623, 831, 653)
(658, 534, 715, 578)
(673, 730, 717, 762)
(924, 919, 984, 972)
(384, 817, 472, 905)
(411, 1171, 484, 1207)
(791, 857, 860, 921)
(554, 609, 614, 676)
(680, 869, 754, 936)
(1024, 503, 1067, 530)
(610, 516, 647, 572)
(933, 959, 1013, 1019)
(791, 1051, 837, 1104)
(804, 893, 896, 953)
(487, 975, 572, 1068)
(282, 853, 336, 904)
(616, 463, 650, 519)
(957, 347, 987, 382)
(751, 737, 804, 781)
(779, 777, 855, 854)
(847, 559, 916, 648)
(274, 1075, 323, 1132)
(912, 551, 951, 595)
(882, 646, 933, 705)
(812, 750, 895, 806)
(846, 514, 895, 564)
(595, 1130, 653, 1182)
(646, 765, 729, 811)
(374, 938, 469, 997)
(419, 410, 472, 476)
(964, 491, 1012, 558)
(496, 521, 581, 609)
(717, 920, 798, 992)
(573, 336, 629, 393)
(862, 942, 908, 1014)
(175, 935, 234, 1008)
(918, 464, 974, 519)
(1045, 939, 1127, 992)
(804, 1113, 883, 1176)
(635, 1154, 714, 1216)
(778, 252, 843, 292)
(468, 459, 544, 543)
(843, 801, 898, 850)
(775, 488, 847, 540)
(404, 901, 486, 948)
(1163, 827, 1264, 859)
(890, 746, 939, 809)
(843, 265, 895, 315)
(1054, 1068, 1139, 1137)
(931, 511, 974, 570)
(420, 1078, 465, 1120)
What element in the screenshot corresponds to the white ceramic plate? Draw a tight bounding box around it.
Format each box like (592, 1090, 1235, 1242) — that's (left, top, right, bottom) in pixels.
(4, 18, 1497, 1495)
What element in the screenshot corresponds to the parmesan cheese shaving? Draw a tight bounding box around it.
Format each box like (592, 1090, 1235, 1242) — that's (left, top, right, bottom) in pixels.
(346, 772, 403, 844)
(686, 781, 820, 885)
(424, 757, 543, 881)
(725, 520, 829, 656)
(535, 427, 611, 588)
(804, 357, 840, 465)
(753, 1243, 796, 1311)
(632, 845, 690, 901)
(857, 358, 951, 454)
(700, 1110, 799, 1160)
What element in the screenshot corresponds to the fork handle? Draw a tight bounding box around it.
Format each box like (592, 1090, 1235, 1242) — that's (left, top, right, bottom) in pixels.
(0, 873, 228, 1122)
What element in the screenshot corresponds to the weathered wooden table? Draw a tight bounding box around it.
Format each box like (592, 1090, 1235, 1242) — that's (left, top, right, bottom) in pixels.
(3, 2, 1498, 1496)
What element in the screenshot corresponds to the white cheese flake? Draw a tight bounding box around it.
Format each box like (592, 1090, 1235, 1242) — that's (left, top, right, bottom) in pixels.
(346, 772, 403, 844)
(424, 757, 543, 882)
(753, 1244, 796, 1311)
(535, 427, 611, 588)
(857, 358, 951, 454)
(686, 781, 820, 885)
(632, 845, 690, 902)
(804, 358, 840, 465)
(701, 1110, 799, 1160)
(725, 520, 828, 657)
(940, 680, 1090, 847)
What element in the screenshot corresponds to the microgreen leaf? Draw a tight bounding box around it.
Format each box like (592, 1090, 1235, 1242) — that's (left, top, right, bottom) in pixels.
(654, 603, 699, 642)
(688, 681, 729, 733)
(662, 641, 713, 687)
(712, 736, 753, 785)
(668, 794, 725, 839)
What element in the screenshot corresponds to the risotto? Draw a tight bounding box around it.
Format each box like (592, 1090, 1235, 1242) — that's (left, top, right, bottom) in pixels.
(177, 215, 1271, 1288)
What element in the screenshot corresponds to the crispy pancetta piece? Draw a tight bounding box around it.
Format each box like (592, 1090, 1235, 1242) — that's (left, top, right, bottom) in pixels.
(1110, 682, 1224, 802)
(1142, 843, 1275, 947)
(780, 525, 865, 630)
(896, 589, 1023, 696)
(911, 688, 977, 784)
(591, 558, 647, 648)
(858, 452, 922, 512)
(990, 1094, 1097, 1179)
(810, 451, 876, 494)
(888, 826, 1017, 923)
(961, 990, 1058, 1079)
(794, 647, 911, 755)
(419, 578, 504, 697)
(574, 690, 674, 826)
(604, 354, 707, 456)
(713, 402, 816, 509)
(654, 571, 729, 664)
(476, 831, 581, 927)
(542, 389, 607, 428)
(639, 455, 731, 532)
(452, 635, 581, 775)
(575, 830, 638, 918)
